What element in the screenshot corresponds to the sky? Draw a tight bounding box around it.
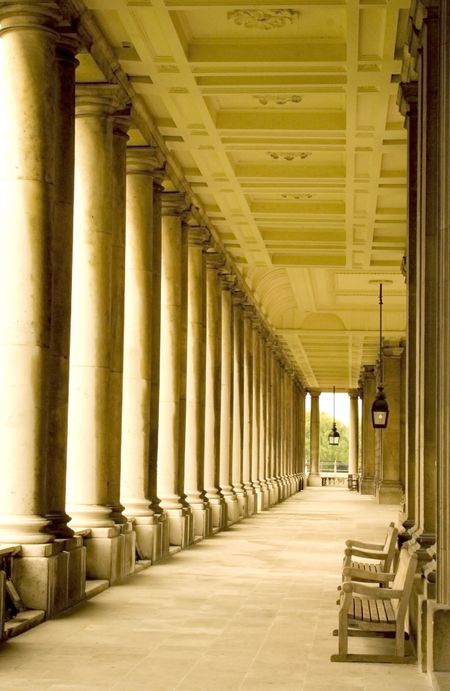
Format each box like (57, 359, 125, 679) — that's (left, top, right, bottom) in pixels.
(305, 392, 350, 425)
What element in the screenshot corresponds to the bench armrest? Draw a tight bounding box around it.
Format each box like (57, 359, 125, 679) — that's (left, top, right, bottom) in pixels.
(342, 581, 403, 599)
(345, 539, 384, 550)
(342, 567, 395, 583)
(345, 547, 388, 560)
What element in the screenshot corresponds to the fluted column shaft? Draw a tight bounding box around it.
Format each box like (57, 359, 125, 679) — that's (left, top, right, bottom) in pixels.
(251, 323, 263, 511)
(218, 275, 238, 522)
(44, 34, 79, 538)
(348, 390, 359, 476)
(242, 308, 255, 515)
(231, 295, 246, 515)
(156, 193, 186, 512)
(66, 85, 128, 529)
(120, 148, 158, 519)
(258, 334, 269, 507)
(307, 390, 321, 486)
(107, 113, 129, 525)
(0, 3, 62, 543)
(204, 253, 226, 527)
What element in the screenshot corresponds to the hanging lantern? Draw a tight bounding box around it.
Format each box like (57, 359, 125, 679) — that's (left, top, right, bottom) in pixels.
(328, 386, 340, 445)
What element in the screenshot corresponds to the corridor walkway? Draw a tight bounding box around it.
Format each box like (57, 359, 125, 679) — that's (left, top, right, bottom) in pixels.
(0, 489, 433, 691)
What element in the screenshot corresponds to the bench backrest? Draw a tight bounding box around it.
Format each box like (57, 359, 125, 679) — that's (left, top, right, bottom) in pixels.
(391, 547, 418, 617)
(382, 522, 399, 572)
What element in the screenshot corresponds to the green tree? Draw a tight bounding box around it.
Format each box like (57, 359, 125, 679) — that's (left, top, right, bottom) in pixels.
(304, 411, 349, 473)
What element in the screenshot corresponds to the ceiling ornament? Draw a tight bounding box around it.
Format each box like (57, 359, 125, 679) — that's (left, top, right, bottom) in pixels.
(254, 95, 303, 106)
(268, 151, 312, 161)
(228, 9, 299, 30)
(281, 193, 313, 200)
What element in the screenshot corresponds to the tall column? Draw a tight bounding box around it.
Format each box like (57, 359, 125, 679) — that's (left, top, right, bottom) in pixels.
(107, 111, 130, 527)
(0, 1, 61, 546)
(242, 306, 255, 516)
(348, 390, 359, 477)
(258, 333, 270, 509)
(432, 0, 450, 670)
(157, 192, 191, 547)
(183, 226, 210, 538)
(252, 321, 263, 512)
(218, 273, 239, 523)
(66, 85, 130, 582)
(299, 386, 306, 488)
(375, 344, 404, 504)
(398, 81, 419, 536)
(120, 147, 159, 560)
(267, 346, 278, 504)
(231, 294, 247, 517)
(204, 252, 227, 530)
(44, 34, 79, 539)
(359, 366, 377, 495)
(307, 390, 321, 486)
(148, 178, 168, 559)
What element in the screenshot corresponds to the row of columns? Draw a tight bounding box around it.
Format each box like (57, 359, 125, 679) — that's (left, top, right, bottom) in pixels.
(0, 1, 306, 615)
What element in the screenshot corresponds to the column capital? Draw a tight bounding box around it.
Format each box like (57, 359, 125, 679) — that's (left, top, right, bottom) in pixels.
(219, 270, 236, 291)
(383, 341, 405, 358)
(397, 81, 418, 117)
(160, 190, 189, 217)
(307, 388, 321, 399)
(113, 108, 132, 138)
(126, 146, 163, 175)
(75, 83, 129, 117)
(205, 250, 225, 271)
(56, 28, 81, 62)
(0, 2, 61, 35)
(348, 388, 360, 399)
(185, 225, 209, 247)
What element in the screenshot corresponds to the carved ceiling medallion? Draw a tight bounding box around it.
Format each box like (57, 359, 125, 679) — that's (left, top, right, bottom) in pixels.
(268, 151, 312, 161)
(254, 95, 303, 106)
(228, 9, 299, 30)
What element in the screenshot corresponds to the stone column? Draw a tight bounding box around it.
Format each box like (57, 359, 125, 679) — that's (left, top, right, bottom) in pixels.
(120, 147, 159, 560)
(218, 273, 239, 523)
(148, 178, 168, 559)
(376, 344, 404, 504)
(267, 346, 278, 504)
(231, 294, 247, 517)
(360, 366, 377, 495)
(398, 81, 419, 536)
(258, 333, 270, 509)
(252, 322, 263, 512)
(204, 252, 227, 530)
(157, 192, 191, 547)
(0, 1, 60, 546)
(299, 386, 306, 488)
(348, 390, 359, 477)
(0, 3, 81, 614)
(242, 306, 255, 516)
(42, 34, 79, 540)
(183, 226, 210, 538)
(66, 85, 130, 583)
(307, 390, 321, 486)
(107, 111, 130, 528)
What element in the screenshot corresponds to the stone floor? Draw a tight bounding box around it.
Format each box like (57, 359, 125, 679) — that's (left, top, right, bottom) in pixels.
(0, 488, 435, 690)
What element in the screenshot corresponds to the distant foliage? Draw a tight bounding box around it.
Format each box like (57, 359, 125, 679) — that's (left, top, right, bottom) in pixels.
(304, 411, 349, 472)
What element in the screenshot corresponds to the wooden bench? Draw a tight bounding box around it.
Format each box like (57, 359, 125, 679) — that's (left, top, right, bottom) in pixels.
(343, 522, 398, 580)
(331, 547, 418, 663)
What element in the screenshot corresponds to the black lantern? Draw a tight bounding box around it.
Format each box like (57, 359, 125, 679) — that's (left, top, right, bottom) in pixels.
(328, 386, 340, 445)
(372, 284, 389, 429)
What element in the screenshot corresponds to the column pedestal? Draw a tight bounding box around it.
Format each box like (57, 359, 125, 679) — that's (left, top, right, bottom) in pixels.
(12, 537, 86, 616)
(83, 523, 135, 583)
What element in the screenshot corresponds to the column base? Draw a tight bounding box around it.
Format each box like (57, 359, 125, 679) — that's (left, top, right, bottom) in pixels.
(132, 515, 160, 561)
(359, 478, 376, 495)
(207, 497, 227, 530)
(267, 479, 278, 505)
(83, 524, 132, 584)
(233, 488, 248, 519)
(244, 484, 256, 516)
(165, 507, 192, 547)
(222, 494, 240, 525)
(376, 481, 403, 505)
(428, 604, 450, 673)
(190, 503, 212, 539)
(307, 473, 322, 487)
(11, 537, 86, 616)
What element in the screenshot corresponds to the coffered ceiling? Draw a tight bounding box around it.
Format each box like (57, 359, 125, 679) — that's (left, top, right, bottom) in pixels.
(80, 0, 409, 390)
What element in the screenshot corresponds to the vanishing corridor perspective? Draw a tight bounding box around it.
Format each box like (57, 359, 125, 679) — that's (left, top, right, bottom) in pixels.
(0, 0, 449, 689)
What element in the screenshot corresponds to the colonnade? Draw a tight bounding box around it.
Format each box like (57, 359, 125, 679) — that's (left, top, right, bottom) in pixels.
(0, 1, 305, 618)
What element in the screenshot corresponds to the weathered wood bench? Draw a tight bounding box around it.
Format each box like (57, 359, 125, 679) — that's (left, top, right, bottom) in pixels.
(331, 547, 417, 663)
(343, 522, 398, 579)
